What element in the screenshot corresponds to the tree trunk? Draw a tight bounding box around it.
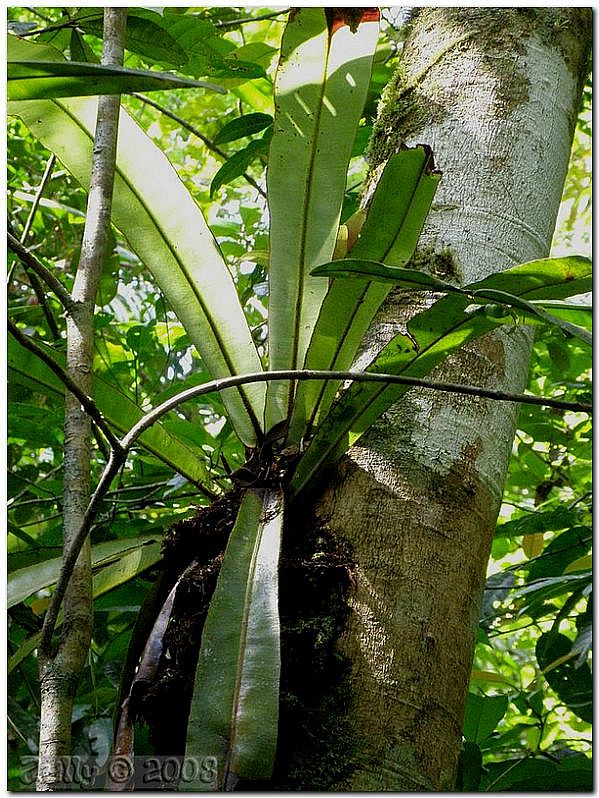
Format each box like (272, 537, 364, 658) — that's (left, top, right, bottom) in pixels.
(36, 9, 127, 790)
(315, 9, 590, 791)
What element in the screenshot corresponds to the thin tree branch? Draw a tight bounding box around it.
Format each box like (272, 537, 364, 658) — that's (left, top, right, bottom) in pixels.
(213, 8, 290, 28)
(16, 15, 97, 37)
(15, 261, 61, 341)
(122, 371, 593, 450)
(38, 8, 127, 671)
(8, 156, 62, 337)
(8, 232, 75, 313)
(7, 320, 122, 452)
(132, 93, 267, 198)
(25, 8, 55, 24)
(39, 366, 591, 653)
(21, 154, 56, 244)
(568, 491, 592, 510)
(17, 155, 61, 337)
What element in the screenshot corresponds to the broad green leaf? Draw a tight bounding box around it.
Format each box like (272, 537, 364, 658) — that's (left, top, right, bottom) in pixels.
(456, 742, 482, 791)
(311, 255, 592, 345)
(513, 572, 591, 620)
(232, 77, 274, 114)
(312, 255, 592, 299)
(232, 42, 278, 70)
(265, 8, 380, 431)
(8, 35, 265, 446)
(184, 488, 283, 790)
(11, 189, 86, 218)
(522, 531, 545, 559)
(7, 32, 73, 63)
(210, 138, 267, 196)
(214, 112, 273, 144)
(536, 632, 592, 722)
(8, 60, 226, 100)
(534, 301, 592, 330)
(8, 534, 161, 608)
(289, 146, 440, 442)
(132, 9, 266, 80)
(524, 308, 591, 345)
(74, 10, 189, 67)
(7, 336, 219, 492)
(563, 553, 592, 573)
(473, 288, 592, 345)
(470, 670, 513, 686)
(69, 28, 99, 64)
(290, 257, 593, 497)
(7, 538, 162, 673)
(495, 507, 576, 539)
(8, 634, 41, 674)
(463, 692, 508, 743)
(91, 540, 163, 606)
(526, 526, 591, 581)
(514, 571, 591, 601)
(468, 255, 592, 300)
(479, 755, 592, 791)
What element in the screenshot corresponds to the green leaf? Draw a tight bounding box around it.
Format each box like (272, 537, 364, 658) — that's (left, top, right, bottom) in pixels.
(536, 301, 592, 329)
(289, 146, 440, 441)
(456, 742, 482, 791)
(69, 28, 99, 64)
(8, 537, 163, 673)
(210, 138, 267, 197)
(480, 755, 592, 791)
(8, 35, 265, 447)
(526, 526, 591, 581)
(462, 692, 508, 743)
(571, 596, 592, 666)
(290, 256, 593, 497)
(495, 507, 577, 539)
(536, 632, 592, 722)
(75, 10, 189, 67)
(183, 488, 283, 790)
(513, 572, 591, 619)
(474, 288, 592, 345)
(311, 260, 458, 289)
(265, 8, 380, 431)
(7, 336, 219, 492)
(7, 32, 75, 63)
(8, 534, 161, 608)
(214, 112, 273, 144)
(310, 255, 592, 345)
(314, 254, 592, 299)
(144, 10, 264, 81)
(8, 59, 226, 100)
(467, 255, 592, 301)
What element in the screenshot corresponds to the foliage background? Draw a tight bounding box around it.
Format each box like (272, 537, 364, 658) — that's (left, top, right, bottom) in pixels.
(6, 7, 591, 790)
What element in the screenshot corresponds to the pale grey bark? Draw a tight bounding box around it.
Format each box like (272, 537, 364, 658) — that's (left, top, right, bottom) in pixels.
(319, 9, 591, 790)
(36, 9, 127, 790)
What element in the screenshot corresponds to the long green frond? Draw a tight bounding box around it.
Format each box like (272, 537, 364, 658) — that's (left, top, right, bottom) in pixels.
(265, 9, 379, 431)
(184, 488, 283, 790)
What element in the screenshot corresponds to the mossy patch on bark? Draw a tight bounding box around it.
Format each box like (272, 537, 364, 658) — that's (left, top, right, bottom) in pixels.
(369, 8, 590, 168)
(408, 244, 461, 283)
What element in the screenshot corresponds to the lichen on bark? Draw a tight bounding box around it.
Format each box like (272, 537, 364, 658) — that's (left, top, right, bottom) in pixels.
(369, 8, 591, 178)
